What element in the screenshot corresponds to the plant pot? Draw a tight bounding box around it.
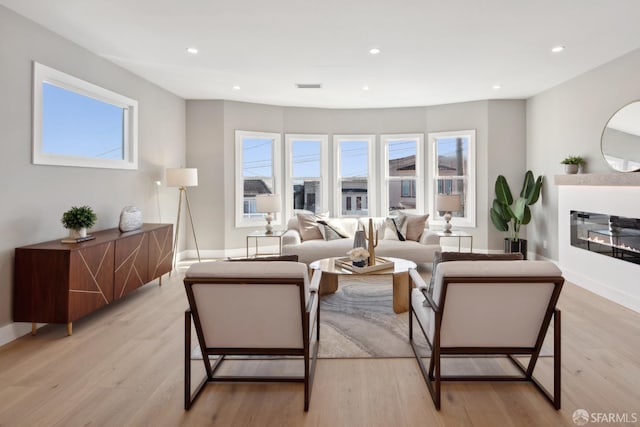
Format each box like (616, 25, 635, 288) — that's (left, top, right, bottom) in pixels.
(70, 227, 87, 239)
(504, 238, 527, 260)
(352, 260, 366, 267)
(564, 164, 579, 174)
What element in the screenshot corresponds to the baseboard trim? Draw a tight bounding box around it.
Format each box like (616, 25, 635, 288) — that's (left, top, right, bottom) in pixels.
(561, 265, 640, 313)
(0, 322, 45, 348)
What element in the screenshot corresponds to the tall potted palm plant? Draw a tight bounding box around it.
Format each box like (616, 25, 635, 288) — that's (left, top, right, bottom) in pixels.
(489, 171, 543, 259)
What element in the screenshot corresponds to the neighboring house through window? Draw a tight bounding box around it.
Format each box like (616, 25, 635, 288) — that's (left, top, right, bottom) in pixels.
(428, 130, 476, 228)
(235, 130, 282, 227)
(333, 135, 375, 217)
(284, 134, 328, 216)
(381, 134, 424, 215)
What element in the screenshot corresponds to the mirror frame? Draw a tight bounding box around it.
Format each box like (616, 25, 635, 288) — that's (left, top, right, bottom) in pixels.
(601, 100, 640, 173)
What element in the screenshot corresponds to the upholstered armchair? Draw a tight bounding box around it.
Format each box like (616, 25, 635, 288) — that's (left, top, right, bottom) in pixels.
(183, 261, 321, 411)
(409, 260, 564, 410)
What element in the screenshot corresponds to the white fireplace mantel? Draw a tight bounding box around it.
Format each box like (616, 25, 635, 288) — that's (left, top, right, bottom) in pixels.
(555, 172, 640, 186)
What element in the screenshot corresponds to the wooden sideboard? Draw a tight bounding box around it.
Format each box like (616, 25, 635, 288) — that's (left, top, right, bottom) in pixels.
(14, 223, 173, 335)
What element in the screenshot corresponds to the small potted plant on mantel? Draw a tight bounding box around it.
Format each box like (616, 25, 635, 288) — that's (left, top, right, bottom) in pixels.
(561, 155, 584, 174)
(61, 205, 97, 239)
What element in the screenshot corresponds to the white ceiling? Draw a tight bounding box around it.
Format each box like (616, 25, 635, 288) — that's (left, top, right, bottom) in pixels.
(3, 0, 640, 108)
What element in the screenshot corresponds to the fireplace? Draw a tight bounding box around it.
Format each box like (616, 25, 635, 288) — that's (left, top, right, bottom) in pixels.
(571, 210, 640, 265)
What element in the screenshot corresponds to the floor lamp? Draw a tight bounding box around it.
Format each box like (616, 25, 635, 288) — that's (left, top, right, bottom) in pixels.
(166, 168, 201, 271)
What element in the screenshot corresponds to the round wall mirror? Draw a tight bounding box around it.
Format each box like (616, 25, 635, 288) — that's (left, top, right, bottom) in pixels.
(601, 101, 640, 172)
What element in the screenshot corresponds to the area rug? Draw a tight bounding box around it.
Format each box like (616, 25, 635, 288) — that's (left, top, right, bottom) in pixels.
(318, 274, 429, 358)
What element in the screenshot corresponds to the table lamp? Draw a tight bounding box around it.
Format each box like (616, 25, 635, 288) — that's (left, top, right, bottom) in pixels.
(255, 194, 281, 234)
(436, 194, 461, 234)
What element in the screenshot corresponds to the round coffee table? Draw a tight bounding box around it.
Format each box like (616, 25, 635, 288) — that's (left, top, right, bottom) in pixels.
(309, 257, 417, 314)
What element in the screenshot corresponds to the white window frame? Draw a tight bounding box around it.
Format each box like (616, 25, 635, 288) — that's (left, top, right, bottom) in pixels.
(333, 135, 376, 217)
(428, 130, 476, 228)
(235, 130, 282, 228)
(32, 62, 138, 170)
(380, 134, 424, 215)
(284, 134, 329, 217)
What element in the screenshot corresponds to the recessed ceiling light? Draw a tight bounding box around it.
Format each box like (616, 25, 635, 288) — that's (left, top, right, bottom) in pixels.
(232, 85, 241, 90)
(369, 48, 381, 55)
(492, 84, 501, 90)
(551, 45, 565, 53)
(362, 85, 370, 91)
(186, 47, 199, 54)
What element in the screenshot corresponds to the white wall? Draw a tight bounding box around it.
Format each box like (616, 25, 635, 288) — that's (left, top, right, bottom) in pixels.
(526, 47, 640, 261)
(186, 99, 526, 255)
(0, 7, 186, 332)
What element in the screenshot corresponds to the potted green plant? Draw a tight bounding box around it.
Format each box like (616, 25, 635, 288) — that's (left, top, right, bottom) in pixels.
(61, 206, 97, 238)
(489, 171, 543, 259)
(560, 155, 584, 174)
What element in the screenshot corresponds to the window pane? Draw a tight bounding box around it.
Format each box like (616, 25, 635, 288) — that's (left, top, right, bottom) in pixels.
(292, 179, 322, 213)
(436, 178, 466, 218)
(243, 178, 273, 219)
(341, 179, 368, 215)
(388, 179, 417, 212)
(243, 138, 273, 177)
(42, 83, 125, 159)
(436, 136, 468, 176)
(388, 140, 416, 177)
(340, 141, 368, 177)
(292, 140, 320, 177)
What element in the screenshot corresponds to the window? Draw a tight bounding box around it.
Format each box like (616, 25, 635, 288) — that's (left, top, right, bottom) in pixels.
(284, 134, 328, 216)
(333, 135, 375, 217)
(32, 62, 138, 169)
(429, 130, 476, 228)
(380, 134, 424, 215)
(235, 131, 282, 228)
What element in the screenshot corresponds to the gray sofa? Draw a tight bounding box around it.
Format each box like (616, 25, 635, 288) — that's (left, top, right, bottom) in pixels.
(281, 216, 441, 265)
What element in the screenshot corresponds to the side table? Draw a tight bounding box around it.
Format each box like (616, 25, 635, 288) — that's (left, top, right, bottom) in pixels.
(246, 230, 284, 258)
(435, 230, 473, 252)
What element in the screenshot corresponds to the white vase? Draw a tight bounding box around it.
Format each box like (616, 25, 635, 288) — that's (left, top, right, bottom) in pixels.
(71, 227, 87, 239)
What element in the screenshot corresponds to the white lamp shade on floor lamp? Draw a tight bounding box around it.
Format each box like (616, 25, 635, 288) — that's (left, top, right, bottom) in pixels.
(166, 168, 198, 188)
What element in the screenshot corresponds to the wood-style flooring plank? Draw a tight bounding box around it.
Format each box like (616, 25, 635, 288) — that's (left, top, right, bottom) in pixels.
(0, 265, 638, 426)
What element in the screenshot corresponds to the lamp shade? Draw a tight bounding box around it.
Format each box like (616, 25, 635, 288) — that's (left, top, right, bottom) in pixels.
(166, 168, 198, 187)
(436, 194, 461, 212)
(255, 194, 281, 213)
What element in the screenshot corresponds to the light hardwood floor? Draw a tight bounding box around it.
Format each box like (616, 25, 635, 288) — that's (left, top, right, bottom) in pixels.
(1, 265, 639, 427)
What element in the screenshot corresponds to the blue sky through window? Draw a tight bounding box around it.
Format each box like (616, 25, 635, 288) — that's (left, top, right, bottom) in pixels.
(388, 139, 416, 160)
(242, 137, 273, 176)
(292, 140, 320, 177)
(42, 83, 124, 159)
(340, 140, 368, 177)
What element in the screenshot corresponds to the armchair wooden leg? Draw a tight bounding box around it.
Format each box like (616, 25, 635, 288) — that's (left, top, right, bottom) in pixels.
(184, 310, 191, 410)
(554, 309, 561, 409)
(185, 309, 208, 410)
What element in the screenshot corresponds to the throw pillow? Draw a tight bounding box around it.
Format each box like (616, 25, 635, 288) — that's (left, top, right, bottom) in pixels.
(317, 220, 348, 241)
(383, 217, 406, 241)
(398, 212, 429, 241)
(297, 212, 329, 241)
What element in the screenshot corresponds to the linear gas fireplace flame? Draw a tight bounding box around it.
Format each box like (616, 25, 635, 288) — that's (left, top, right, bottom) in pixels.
(571, 211, 640, 265)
